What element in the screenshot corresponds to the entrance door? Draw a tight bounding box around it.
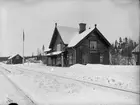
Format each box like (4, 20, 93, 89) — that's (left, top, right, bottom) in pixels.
(82, 53, 88, 65)
(89, 53, 100, 64)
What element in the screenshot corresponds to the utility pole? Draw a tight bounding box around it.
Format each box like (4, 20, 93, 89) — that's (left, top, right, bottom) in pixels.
(23, 30, 25, 64)
(42, 45, 45, 61)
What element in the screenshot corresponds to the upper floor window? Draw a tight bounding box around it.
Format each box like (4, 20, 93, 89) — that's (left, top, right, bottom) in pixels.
(57, 43, 61, 51)
(90, 40, 97, 51)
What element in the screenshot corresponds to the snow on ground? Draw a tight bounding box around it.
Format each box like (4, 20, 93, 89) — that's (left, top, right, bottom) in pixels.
(0, 63, 139, 105)
(2, 67, 138, 105)
(0, 68, 35, 105)
(15, 63, 140, 93)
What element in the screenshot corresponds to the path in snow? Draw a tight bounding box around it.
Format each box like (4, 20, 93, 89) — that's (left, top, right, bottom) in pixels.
(0, 67, 38, 105)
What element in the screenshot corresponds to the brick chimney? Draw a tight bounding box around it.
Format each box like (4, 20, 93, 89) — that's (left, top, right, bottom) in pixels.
(79, 23, 86, 34)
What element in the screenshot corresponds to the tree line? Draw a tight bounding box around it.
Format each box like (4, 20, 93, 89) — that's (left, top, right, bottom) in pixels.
(110, 37, 138, 65)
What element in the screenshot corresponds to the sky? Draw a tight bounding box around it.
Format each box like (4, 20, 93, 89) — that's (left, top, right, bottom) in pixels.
(0, 0, 139, 56)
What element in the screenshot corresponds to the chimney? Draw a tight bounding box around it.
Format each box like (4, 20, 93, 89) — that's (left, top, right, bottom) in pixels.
(79, 23, 86, 34)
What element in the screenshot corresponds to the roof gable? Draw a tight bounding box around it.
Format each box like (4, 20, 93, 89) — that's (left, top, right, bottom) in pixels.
(49, 26, 78, 48)
(132, 44, 139, 53)
(68, 28, 94, 47)
(8, 54, 22, 59)
(49, 24, 111, 49)
(68, 27, 111, 47)
(49, 27, 63, 48)
(95, 28, 111, 47)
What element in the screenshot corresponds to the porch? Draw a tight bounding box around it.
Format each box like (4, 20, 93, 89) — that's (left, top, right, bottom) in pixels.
(46, 51, 68, 67)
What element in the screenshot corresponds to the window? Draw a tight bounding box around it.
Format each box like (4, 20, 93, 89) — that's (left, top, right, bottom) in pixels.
(69, 53, 73, 65)
(56, 56, 61, 66)
(47, 57, 51, 65)
(135, 54, 138, 62)
(52, 58, 56, 65)
(57, 43, 61, 51)
(100, 54, 104, 63)
(90, 41, 97, 51)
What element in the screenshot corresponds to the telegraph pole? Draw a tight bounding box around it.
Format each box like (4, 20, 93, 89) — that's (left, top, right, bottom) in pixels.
(23, 30, 25, 64)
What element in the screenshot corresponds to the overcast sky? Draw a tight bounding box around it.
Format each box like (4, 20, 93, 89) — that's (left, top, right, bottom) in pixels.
(0, 0, 139, 56)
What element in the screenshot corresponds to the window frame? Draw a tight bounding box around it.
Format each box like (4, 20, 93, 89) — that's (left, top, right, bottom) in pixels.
(47, 57, 52, 65)
(89, 40, 98, 52)
(57, 43, 61, 51)
(56, 56, 61, 66)
(69, 53, 73, 65)
(100, 54, 104, 63)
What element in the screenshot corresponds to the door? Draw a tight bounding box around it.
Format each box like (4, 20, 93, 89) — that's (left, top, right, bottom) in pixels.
(82, 53, 88, 65)
(88, 53, 100, 64)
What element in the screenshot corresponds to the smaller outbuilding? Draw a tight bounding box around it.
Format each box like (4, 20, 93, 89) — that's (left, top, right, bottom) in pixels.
(132, 44, 140, 65)
(7, 54, 23, 64)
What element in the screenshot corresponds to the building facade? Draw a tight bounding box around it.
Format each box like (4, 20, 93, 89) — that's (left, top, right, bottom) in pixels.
(7, 54, 23, 64)
(45, 23, 111, 66)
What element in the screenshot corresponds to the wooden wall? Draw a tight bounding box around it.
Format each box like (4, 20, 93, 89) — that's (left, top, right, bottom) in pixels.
(74, 31, 110, 65)
(52, 32, 65, 52)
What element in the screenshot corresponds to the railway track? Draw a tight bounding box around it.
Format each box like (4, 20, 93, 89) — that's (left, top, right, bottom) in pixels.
(1, 64, 140, 95)
(0, 66, 38, 105)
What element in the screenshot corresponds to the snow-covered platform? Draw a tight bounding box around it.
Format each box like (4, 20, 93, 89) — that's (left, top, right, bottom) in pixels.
(0, 63, 139, 105)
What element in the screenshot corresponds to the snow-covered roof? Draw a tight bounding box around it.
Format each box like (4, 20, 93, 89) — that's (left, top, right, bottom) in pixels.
(44, 48, 51, 52)
(49, 24, 111, 48)
(68, 27, 94, 47)
(68, 26, 111, 47)
(8, 54, 22, 59)
(57, 26, 78, 44)
(132, 44, 139, 53)
(46, 51, 63, 56)
(44, 48, 51, 53)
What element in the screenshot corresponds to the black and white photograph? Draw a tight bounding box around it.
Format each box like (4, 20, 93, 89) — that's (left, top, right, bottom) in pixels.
(0, 0, 139, 105)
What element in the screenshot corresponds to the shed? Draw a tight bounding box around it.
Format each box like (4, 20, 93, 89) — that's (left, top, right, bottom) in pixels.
(132, 44, 140, 65)
(7, 54, 23, 64)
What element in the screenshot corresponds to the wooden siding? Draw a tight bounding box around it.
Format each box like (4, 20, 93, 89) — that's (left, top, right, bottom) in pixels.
(67, 48, 76, 66)
(47, 26, 111, 66)
(52, 32, 65, 51)
(74, 31, 110, 65)
(7, 55, 23, 64)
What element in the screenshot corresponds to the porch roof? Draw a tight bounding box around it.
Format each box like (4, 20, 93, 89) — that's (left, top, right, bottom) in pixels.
(46, 51, 63, 56)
